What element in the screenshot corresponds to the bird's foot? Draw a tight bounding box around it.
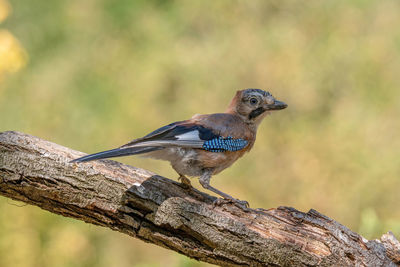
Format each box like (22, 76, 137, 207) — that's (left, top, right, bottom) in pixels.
(178, 175, 192, 189)
(213, 198, 250, 211)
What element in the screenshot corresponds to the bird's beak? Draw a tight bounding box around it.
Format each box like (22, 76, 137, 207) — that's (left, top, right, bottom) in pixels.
(264, 100, 288, 111)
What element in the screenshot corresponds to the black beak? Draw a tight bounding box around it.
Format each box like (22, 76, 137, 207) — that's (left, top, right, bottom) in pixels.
(249, 99, 287, 120)
(265, 100, 288, 111)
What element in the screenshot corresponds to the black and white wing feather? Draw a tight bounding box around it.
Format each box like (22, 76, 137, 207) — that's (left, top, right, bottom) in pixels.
(121, 122, 218, 149)
(70, 121, 248, 163)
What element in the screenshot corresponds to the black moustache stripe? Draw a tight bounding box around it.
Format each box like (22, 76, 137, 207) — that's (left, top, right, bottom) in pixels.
(248, 107, 266, 120)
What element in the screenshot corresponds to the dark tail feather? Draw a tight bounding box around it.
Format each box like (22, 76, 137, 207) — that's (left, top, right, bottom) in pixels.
(70, 146, 163, 163)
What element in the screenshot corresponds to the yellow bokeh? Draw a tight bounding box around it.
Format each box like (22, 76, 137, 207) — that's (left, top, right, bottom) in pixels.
(0, 0, 27, 81)
(0, 30, 27, 76)
(0, 0, 11, 23)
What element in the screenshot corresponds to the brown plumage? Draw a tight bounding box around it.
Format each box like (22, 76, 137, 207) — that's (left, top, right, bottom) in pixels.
(71, 88, 287, 209)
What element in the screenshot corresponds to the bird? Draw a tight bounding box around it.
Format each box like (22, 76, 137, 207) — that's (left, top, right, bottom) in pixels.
(70, 88, 287, 209)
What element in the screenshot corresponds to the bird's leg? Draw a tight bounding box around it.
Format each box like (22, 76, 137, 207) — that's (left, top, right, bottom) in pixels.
(178, 173, 192, 188)
(199, 170, 250, 210)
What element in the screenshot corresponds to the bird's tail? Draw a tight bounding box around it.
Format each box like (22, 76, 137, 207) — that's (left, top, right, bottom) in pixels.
(70, 146, 163, 163)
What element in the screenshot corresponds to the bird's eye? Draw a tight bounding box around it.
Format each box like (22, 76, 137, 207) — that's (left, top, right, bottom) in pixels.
(249, 98, 259, 105)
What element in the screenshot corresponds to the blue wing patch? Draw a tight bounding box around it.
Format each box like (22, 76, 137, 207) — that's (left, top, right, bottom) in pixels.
(121, 121, 247, 152)
(203, 136, 248, 152)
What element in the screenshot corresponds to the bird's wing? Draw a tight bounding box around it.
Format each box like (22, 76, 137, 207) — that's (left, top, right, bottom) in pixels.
(120, 120, 249, 152)
(120, 121, 218, 149)
(70, 120, 250, 163)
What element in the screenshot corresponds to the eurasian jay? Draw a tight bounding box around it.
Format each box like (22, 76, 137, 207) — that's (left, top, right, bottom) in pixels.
(71, 88, 287, 208)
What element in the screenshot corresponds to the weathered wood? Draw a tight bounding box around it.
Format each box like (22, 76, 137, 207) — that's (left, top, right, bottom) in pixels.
(0, 131, 399, 266)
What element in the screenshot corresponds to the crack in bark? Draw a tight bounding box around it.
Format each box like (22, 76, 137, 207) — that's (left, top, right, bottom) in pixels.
(0, 131, 400, 267)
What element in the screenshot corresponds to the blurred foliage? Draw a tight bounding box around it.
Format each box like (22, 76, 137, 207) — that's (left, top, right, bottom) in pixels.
(1, 0, 400, 266)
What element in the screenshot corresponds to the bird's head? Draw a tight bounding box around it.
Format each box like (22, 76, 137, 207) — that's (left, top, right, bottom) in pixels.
(226, 88, 287, 126)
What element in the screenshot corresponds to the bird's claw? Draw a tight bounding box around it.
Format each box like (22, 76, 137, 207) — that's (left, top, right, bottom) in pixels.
(212, 198, 250, 211)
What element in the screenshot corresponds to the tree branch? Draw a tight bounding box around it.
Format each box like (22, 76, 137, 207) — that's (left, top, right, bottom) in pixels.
(0, 131, 399, 266)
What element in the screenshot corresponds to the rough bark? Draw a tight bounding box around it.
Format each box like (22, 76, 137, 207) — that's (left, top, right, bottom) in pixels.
(0, 131, 399, 266)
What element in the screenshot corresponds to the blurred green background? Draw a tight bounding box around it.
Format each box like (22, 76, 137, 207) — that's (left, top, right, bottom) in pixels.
(1, 0, 400, 266)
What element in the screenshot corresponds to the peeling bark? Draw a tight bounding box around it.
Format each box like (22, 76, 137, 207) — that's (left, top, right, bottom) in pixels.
(0, 131, 399, 266)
